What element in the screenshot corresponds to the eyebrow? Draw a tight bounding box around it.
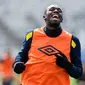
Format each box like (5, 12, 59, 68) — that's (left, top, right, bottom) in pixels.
(49, 7, 61, 10)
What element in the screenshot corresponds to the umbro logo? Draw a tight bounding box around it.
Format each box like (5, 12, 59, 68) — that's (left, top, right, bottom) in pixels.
(38, 45, 59, 56)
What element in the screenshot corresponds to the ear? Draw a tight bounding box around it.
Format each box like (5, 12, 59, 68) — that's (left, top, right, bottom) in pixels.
(43, 15, 47, 20)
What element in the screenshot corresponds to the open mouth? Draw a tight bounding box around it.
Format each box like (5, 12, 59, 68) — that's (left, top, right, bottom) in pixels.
(52, 15, 59, 19)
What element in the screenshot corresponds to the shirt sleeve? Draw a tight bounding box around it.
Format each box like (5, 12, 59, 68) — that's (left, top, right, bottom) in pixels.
(14, 29, 33, 64)
(67, 35, 83, 79)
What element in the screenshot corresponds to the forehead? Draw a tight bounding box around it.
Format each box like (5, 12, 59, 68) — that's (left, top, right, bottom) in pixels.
(47, 5, 61, 10)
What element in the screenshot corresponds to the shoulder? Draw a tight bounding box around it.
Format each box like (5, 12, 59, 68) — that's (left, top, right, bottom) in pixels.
(62, 30, 72, 37)
(72, 35, 80, 41)
(71, 35, 80, 44)
(25, 27, 42, 41)
(26, 29, 34, 34)
(25, 29, 34, 41)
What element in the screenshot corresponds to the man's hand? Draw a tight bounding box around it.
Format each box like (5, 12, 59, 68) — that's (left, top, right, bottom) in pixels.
(55, 52, 72, 70)
(13, 62, 26, 74)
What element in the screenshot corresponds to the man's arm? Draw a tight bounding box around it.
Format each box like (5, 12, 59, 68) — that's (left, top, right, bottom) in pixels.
(67, 35, 83, 78)
(13, 29, 33, 74)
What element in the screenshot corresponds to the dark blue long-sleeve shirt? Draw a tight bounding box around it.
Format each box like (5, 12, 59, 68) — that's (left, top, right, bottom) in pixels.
(14, 27, 83, 79)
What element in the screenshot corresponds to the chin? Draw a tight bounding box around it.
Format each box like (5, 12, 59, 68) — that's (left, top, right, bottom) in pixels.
(49, 20, 60, 27)
(51, 19, 60, 23)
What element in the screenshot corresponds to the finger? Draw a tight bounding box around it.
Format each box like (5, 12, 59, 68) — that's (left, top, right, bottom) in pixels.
(55, 53, 61, 57)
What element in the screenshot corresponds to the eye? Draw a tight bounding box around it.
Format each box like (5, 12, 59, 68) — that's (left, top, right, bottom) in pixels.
(49, 7, 62, 13)
(57, 8, 62, 13)
(49, 7, 55, 11)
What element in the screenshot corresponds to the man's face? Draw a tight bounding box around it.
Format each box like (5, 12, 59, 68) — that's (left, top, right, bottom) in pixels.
(44, 5, 63, 26)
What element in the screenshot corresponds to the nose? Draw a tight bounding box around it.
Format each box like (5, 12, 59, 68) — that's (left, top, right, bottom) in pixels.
(53, 9, 59, 14)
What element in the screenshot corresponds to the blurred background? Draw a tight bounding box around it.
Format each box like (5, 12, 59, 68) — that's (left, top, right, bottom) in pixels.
(0, 0, 85, 85)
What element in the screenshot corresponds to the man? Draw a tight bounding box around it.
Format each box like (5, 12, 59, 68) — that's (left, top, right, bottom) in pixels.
(0, 51, 14, 85)
(0, 51, 20, 85)
(13, 4, 83, 85)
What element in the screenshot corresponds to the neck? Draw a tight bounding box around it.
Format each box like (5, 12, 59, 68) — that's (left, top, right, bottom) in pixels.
(47, 22, 61, 29)
(44, 26, 62, 37)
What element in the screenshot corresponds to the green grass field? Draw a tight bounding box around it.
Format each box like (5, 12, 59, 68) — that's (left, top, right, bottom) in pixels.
(70, 77, 79, 85)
